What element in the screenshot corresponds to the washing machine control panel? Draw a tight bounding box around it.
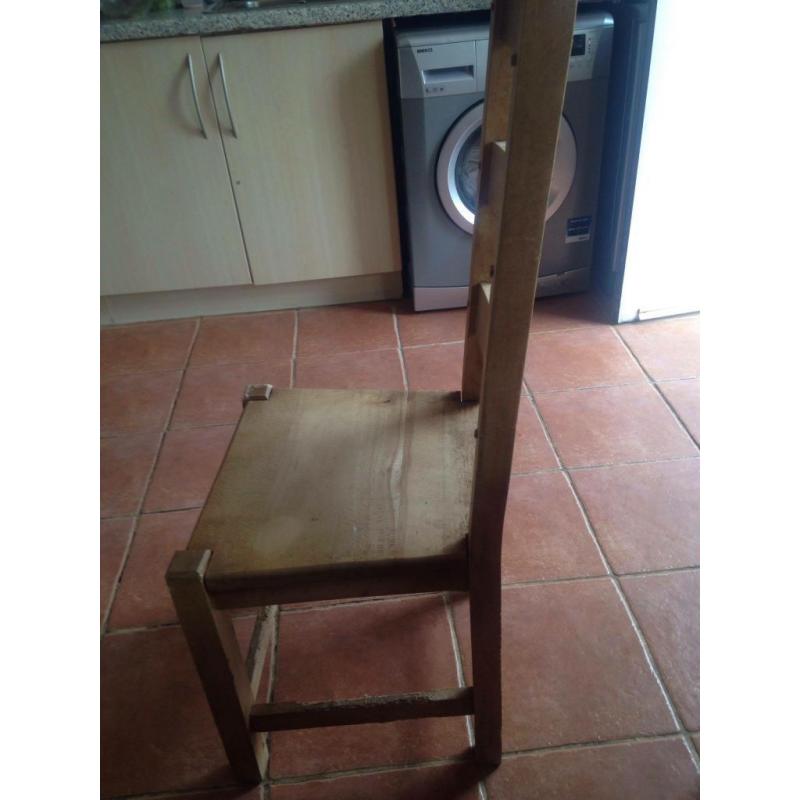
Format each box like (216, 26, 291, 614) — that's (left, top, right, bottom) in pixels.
(567, 19, 614, 83)
(397, 28, 489, 99)
(397, 14, 612, 99)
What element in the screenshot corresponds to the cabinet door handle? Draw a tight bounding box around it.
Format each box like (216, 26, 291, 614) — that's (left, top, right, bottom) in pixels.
(186, 54, 208, 139)
(218, 54, 238, 138)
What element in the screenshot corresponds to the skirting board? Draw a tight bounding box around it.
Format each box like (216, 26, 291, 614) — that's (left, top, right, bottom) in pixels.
(101, 272, 404, 325)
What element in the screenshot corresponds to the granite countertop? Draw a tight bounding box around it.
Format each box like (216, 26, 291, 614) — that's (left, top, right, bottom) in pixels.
(101, 0, 491, 42)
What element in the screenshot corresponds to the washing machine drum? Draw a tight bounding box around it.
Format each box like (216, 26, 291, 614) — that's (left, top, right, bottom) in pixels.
(435, 102, 577, 235)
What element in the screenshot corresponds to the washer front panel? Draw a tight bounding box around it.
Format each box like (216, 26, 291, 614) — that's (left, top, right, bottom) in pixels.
(435, 102, 577, 235)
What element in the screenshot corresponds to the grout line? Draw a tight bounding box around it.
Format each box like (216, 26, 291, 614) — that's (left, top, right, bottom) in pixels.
(529, 390, 699, 772)
(264, 606, 282, 781)
(103, 318, 219, 638)
(162, 319, 200, 432)
(104, 609, 259, 638)
(267, 755, 475, 787)
(442, 594, 474, 742)
(100, 516, 137, 633)
(391, 305, 409, 393)
(104, 619, 181, 638)
(563, 454, 700, 471)
(443, 594, 488, 799)
(101, 430, 166, 635)
(610, 579, 700, 771)
(266, 607, 281, 703)
(101, 320, 199, 630)
(296, 343, 401, 362)
(531, 377, 649, 395)
(401, 339, 465, 350)
(610, 326, 700, 450)
(614, 565, 700, 581)
(442, 594, 468, 692)
(290, 309, 299, 388)
(656, 377, 699, 385)
(509, 453, 700, 479)
(99, 513, 139, 523)
(280, 591, 442, 615)
(102, 420, 238, 440)
(652, 381, 700, 449)
(499, 731, 688, 761)
(139, 503, 205, 516)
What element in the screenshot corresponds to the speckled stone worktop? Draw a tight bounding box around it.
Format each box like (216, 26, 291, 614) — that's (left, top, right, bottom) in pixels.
(101, 0, 491, 42)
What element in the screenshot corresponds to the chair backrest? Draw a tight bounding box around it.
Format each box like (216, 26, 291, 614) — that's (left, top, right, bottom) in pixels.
(462, 0, 578, 575)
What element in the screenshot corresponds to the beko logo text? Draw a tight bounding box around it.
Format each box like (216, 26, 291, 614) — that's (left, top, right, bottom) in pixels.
(416, 47, 434, 53)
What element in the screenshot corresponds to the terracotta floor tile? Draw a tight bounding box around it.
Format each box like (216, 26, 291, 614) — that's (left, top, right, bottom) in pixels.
(524, 327, 645, 393)
(502, 473, 606, 584)
(101, 370, 182, 436)
(404, 342, 464, 391)
(100, 619, 257, 798)
(101, 433, 161, 518)
(297, 302, 396, 357)
(486, 739, 699, 799)
(512, 399, 559, 473)
(153, 790, 261, 800)
(396, 306, 467, 347)
(270, 596, 469, 778)
(618, 315, 700, 380)
(530, 292, 610, 333)
(453, 580, 676, 751)
(659, 379, 700, 444)
(570, 459, 700, 573)
(108, 509, 201, 630)
(172, 360, 292, 429)
(101, 319, 196, 377)
(622, 571, 700, 731)
(100, 517, 134, 624)
(190, 311, 295, 367)
(143, 425, 235, 513)
(294, 348, 404, 390)
(271, 763, 483, 800)
(536, 384, 698, 468)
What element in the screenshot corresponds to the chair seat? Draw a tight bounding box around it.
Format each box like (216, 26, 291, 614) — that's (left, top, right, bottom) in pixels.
(188, 388, 479, 605)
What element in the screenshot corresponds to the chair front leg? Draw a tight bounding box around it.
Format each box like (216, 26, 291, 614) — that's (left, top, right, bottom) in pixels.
(167, 549, 267, 784)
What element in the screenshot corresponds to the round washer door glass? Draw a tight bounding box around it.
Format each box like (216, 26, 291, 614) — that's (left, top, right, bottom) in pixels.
(436, 102, 577, 235)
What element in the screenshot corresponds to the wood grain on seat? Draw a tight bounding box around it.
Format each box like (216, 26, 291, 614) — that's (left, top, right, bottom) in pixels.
(188, 388, 478, 603)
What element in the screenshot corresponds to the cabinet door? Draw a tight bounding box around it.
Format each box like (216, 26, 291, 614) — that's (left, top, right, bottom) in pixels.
(203, 22, 401, 286)
(101, 38, 251, 295)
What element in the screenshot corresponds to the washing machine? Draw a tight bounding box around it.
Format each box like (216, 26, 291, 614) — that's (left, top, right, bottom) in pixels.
(394, 12, 614, 310)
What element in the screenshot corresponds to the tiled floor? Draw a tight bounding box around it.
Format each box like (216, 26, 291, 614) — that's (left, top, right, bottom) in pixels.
(100, 295, 700, 799)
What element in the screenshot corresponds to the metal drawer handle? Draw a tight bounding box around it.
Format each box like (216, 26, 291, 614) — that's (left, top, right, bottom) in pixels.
(186, 54, 208, 139)
(218, 54, 238, 138)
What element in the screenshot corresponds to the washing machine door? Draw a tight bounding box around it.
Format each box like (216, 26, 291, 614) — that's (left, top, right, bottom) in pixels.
(436, 102, 577, 235)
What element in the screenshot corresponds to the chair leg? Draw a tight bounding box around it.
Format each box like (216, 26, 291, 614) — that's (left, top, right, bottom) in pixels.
(470, 581, 503, 766)
(167, 550, 267, 784)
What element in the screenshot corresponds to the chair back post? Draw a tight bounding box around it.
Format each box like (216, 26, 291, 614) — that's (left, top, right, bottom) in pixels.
(463, 0, 578, 760)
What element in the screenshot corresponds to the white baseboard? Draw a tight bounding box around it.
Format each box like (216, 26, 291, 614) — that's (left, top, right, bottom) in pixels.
(101, 272, 404, 325)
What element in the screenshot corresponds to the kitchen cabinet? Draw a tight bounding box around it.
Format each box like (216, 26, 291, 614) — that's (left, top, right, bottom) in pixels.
(101, 37, 251, 295)
(101, 22, 401, 301)
(203, 22, 401, 285)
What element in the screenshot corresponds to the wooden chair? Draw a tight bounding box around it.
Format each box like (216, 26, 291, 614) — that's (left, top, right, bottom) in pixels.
(166, 0, 578, 782)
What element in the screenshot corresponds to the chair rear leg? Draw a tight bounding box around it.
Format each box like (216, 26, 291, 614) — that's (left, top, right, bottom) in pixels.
(167, 549, 267, 784)
(470, 581, 503, 766)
